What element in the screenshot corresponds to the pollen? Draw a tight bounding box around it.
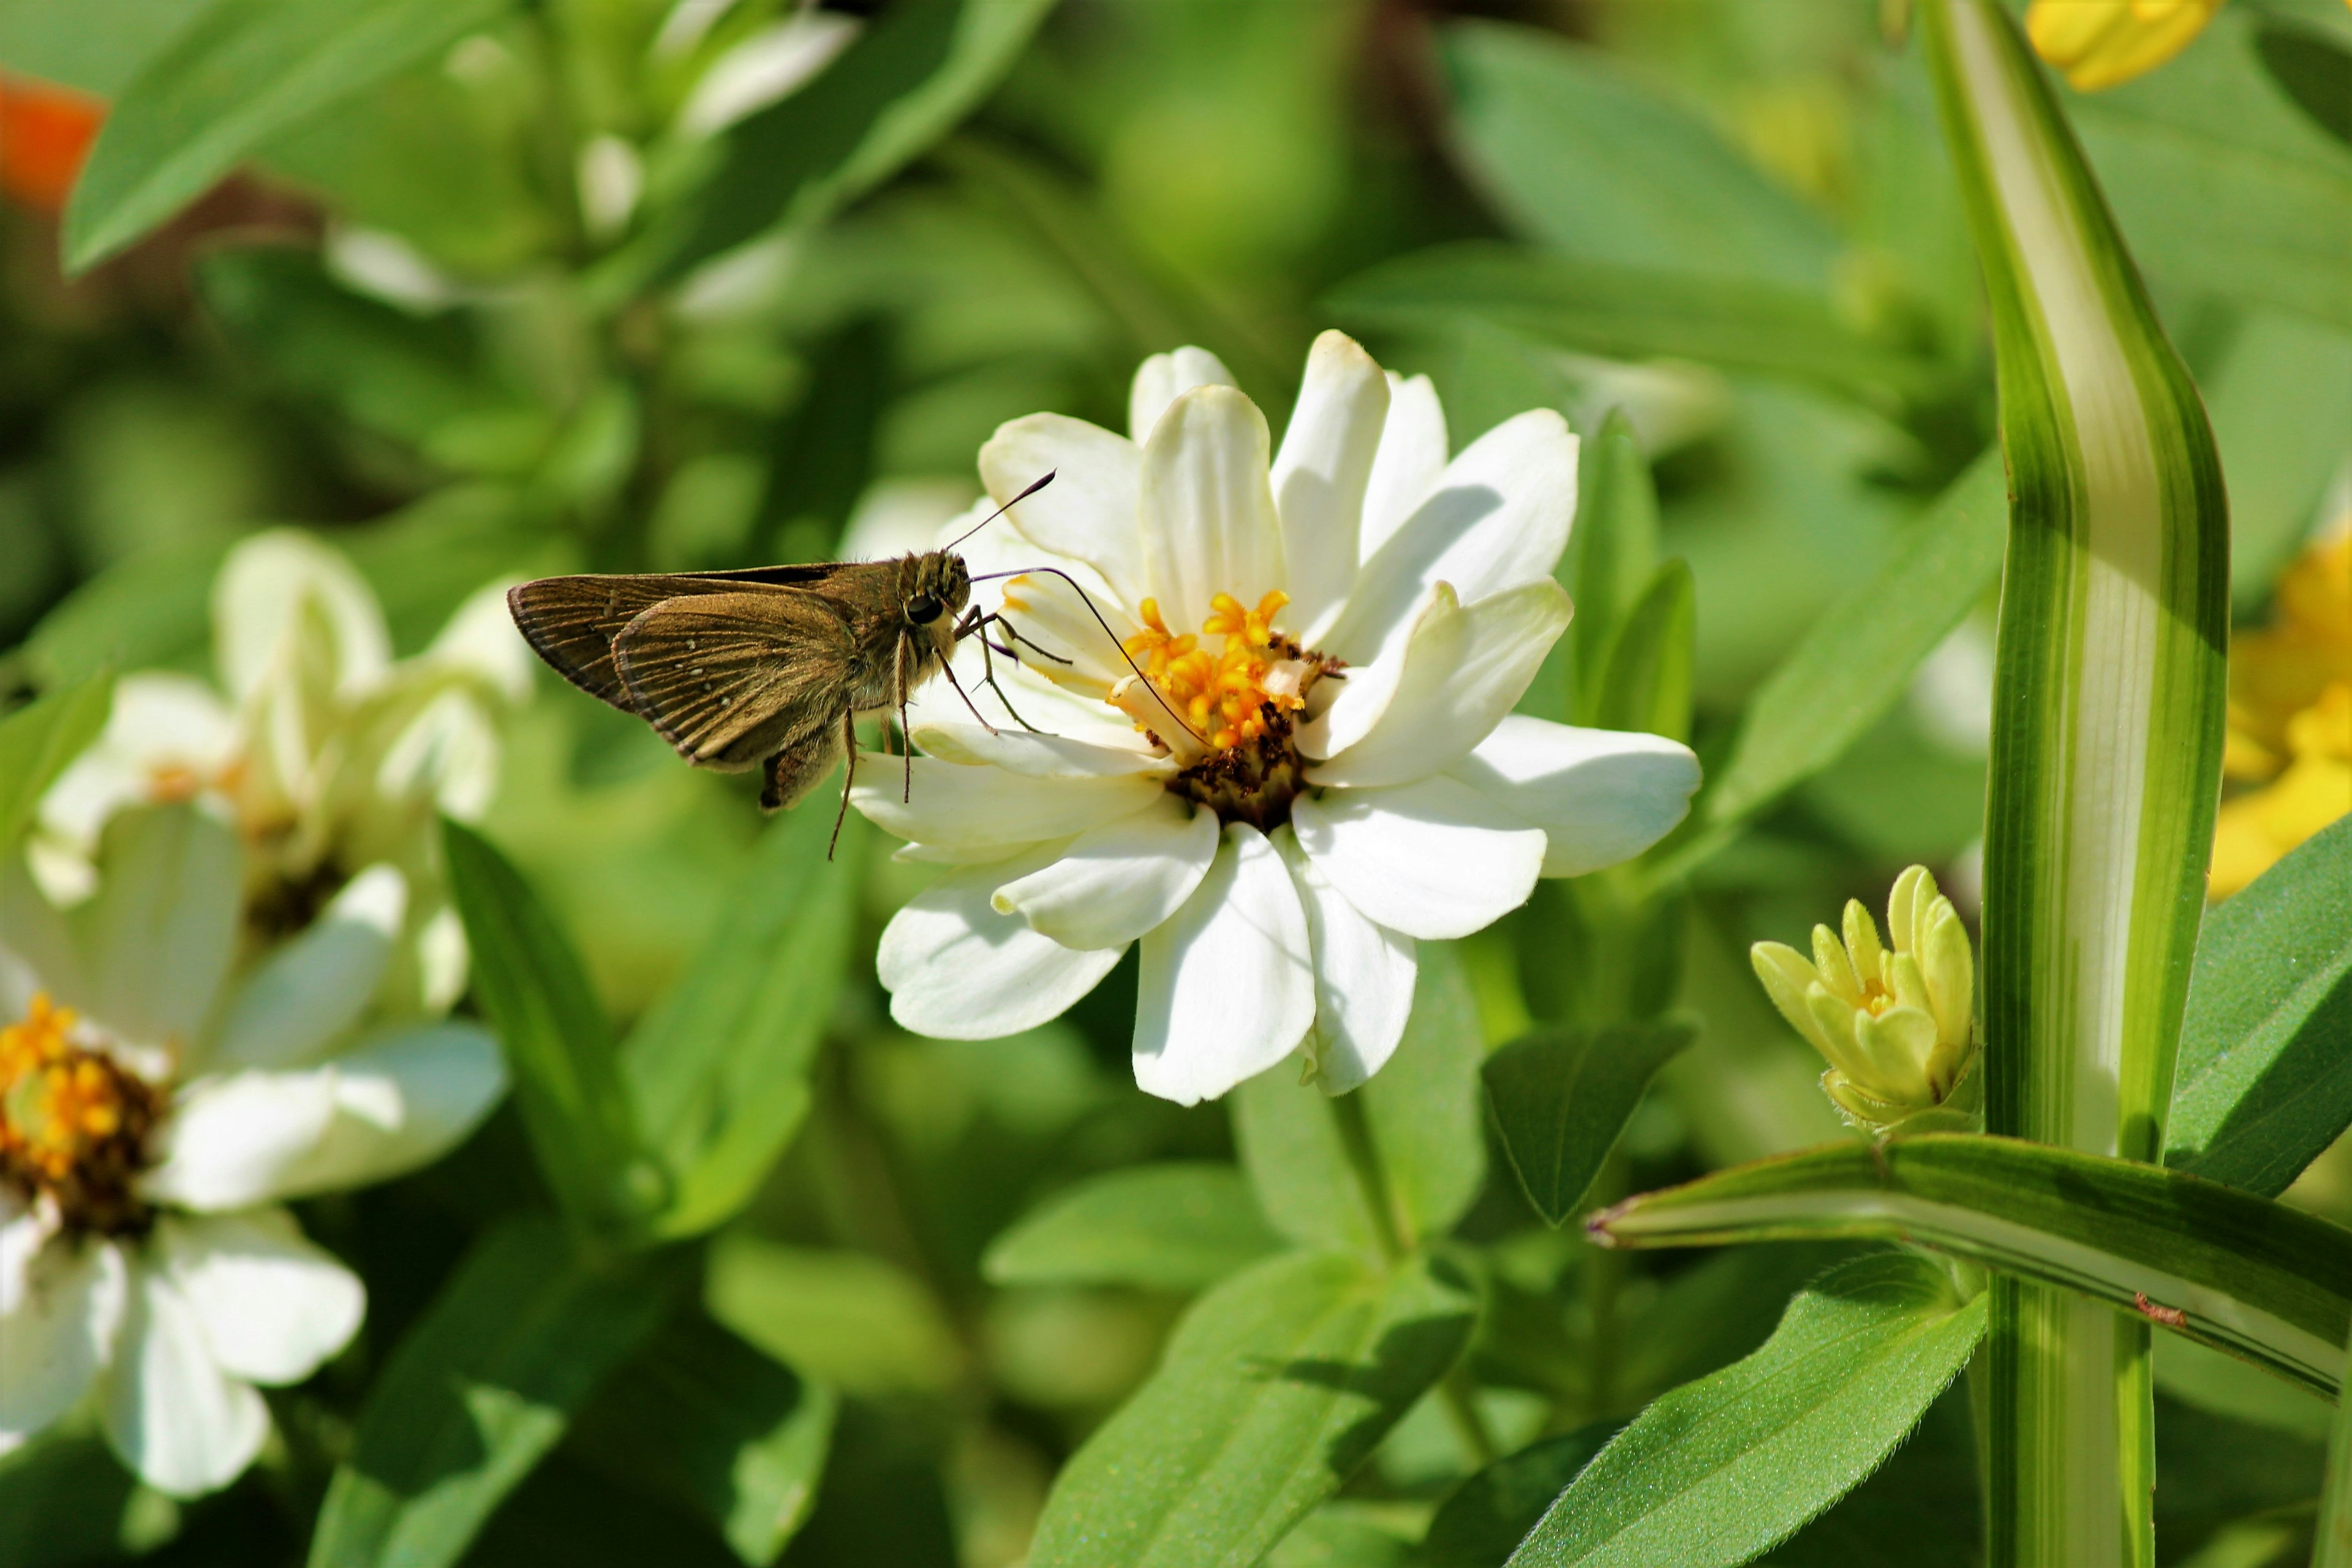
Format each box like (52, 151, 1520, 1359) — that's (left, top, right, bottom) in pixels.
(1120, 591, 1310, 753)
(0, 992, 164, 1234)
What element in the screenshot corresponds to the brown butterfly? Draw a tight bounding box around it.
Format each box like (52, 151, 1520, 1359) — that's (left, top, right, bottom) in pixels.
(506, 473, 1058, 851)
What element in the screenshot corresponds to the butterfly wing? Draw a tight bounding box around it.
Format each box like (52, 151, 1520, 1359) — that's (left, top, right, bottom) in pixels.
(506, 567, 857, 712)
(612, 590, 854, 770)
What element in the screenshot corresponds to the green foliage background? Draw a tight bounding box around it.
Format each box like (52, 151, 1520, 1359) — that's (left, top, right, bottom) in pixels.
(1, 1, 2349, 1564)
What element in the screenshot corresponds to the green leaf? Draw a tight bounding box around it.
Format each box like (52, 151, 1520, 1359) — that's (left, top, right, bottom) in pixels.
(1562, 410, 1661, 728)
(1438, 22, 1838, 290)
(2320, 1338, 2352, 1566)
(1420, 1420, 1621, 1568)
(1593, 1133, 2352, 1397)
(2073, 7, 2352, 334)
(62, 0, 514, 271)
(982, 1164, 1285, 1292)
(1926, 0, 2235, 1551)
(650, 0, 1056, 284)
(1659, 448, 2006, 876)
(1758, 1387, 1983, 1568)
(1506, 1253, 1986, 1568)
(0, 1431, 168, 1566)
(2166, 815, 2352, 1196)
(309, 1218, 680, 1568)
(704, 1237, 963, 1400)
(1326, 244, 1936, 403)
(442, 819, 644, 1235)
(1025, 1250, 1479, 1568)
(1235, 944, 1486, 1255)
(0, 672, 113, 852)
(2204, 311, 2352, 612)
(566, 1311, 836, 1568)
(1591, 560, 1694, 744)
(622, 804, 863, 1240)
(2256, 17, 2352, 147)
(0, 0, 205, 97)
(1483, 1018, 1696, 1226)
(23, 538, 227, 688)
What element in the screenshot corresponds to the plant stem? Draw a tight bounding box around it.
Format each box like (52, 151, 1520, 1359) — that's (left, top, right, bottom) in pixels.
(1328, 1088, 1501, 1466)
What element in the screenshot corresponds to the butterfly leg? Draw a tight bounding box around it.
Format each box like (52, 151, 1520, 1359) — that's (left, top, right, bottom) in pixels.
(895, 639, 913, 803)
(828, 707, 856, 861)
(971, 624, 1047, 735)
(937, 657, 1001, 736)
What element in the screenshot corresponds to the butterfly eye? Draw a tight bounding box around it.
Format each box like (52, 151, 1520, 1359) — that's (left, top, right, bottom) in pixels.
(907, 593, 943, 624)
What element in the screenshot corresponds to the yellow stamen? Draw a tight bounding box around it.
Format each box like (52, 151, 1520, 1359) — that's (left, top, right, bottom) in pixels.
(1118, 590, 1308, 756)
(0, 991, 159, 1216)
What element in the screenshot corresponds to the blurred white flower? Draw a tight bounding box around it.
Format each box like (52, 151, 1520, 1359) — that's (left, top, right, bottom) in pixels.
(857, 331, 1702, 1104)
(32, 530, 532, 1012)
(0, 807, 506, 1496)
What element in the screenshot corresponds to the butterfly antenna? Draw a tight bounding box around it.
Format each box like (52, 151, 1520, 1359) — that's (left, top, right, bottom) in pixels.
(970, 564, 1211, 750)
(946, 470, 1055, 552)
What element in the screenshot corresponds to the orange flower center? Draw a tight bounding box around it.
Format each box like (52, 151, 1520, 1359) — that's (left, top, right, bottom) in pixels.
(1118, 590, 1316, 753)
(0, 992, 164, 1235)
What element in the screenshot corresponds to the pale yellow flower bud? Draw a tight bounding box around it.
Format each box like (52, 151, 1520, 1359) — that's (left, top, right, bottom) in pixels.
(1750, 864, 1979, 1136)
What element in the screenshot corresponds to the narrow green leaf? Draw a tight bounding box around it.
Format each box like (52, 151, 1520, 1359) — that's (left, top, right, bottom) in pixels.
(1566, 410, 1661, 728)
(1025, 1250, 1478, 1568)
(566, 1311, 837, 1568)
(1759, 1387, 1983, 1568)
(982, 1164, 1284, 1292)
(1591, 560, 1695, 744)
(0, 0, 205, 97)
(1235, 944, 1485, 1254)
(24, 540, 226, 688)
(2318, 1337, 2352, 1566)
(1420, 1420, 1621, 1568)
(1926, 0, 2235, 1553)
(442, 819, 643, 1234)
(1438, 22, 1837, 290)
(1593, 1134, 2352, 1397)
(0, 673, 114, 852)
(1662, 448, 2005, 874)
(652, 0, 1055, 284)
(1507, 1253, 1984, 1568)
(308, 1219, 680, 1568)
(62, 0, 512, 271)
(2256, 17, 2352, 147)
(1483, 1018, 1695, 1226)
(623, 804, 864, 1240)
(2165, 816, 2352, 1196)
(1326, 244, 1937, 402)
(0, 1432, 158, 1566)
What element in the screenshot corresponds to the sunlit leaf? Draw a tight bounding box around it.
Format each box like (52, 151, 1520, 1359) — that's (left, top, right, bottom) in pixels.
(1591, 559, 1694, 744)
(2166, 816, 2352, 1197)
(1484, 1017, 1695, 1226)
(1507, 1253, 1981, 1567)
(63, 0, 513, 271)
(1025, 1249, 1478, 1568)
(983, 1164, 1285, 1292)
(1594, 1134, 2352, 1396)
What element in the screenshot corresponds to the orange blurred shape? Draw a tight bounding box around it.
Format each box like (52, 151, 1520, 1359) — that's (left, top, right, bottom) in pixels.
(0, 75, 104, 214)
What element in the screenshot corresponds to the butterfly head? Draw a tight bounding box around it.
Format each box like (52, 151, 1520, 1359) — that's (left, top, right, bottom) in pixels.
(902, 551, 972, 655)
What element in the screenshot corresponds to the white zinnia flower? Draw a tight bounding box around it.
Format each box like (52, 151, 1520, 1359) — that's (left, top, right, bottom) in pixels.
(0, 807, 506, 1497)
(856, 331, 1702, 1104)
(32, 529, 532, 1012)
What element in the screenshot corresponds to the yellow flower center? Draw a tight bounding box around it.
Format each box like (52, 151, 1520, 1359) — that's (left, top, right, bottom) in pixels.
(1120, 590, 1311, 753)
(0, 992, 164, 1235)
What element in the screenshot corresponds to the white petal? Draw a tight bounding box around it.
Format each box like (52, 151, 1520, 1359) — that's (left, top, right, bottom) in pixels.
(891, 837, 1062, 866)
(878, 848, 1125, 1039)
(852, 756, 1164, 853)
(1304, 579, 1572, 788)
(1450, 715, 1703, 877)
(214, 529, 390, 703)
(0, 1193, 45, 1316)
(0, 1228, 121, 1454)
(993, 796, 1218, 949)
(1272, 331, 1390, 637)
(424, 582, 535, 703)
(990, 556, 1147, 701)
(1275, 830, 1417, 1095)
(1292, 774, 1545, 941)
(1137, 386, 1286, 637)
(376, 686, 502, 822)
(140, 1068, 339, 1212)
(70, 806, 241, 1049)
(1131, 824, 1316, 1106)
(1128, 346, 1236, 444)
(37, 674, 239, 856)
(154, 1209, 363, 1385)
(1325, 410, 1578, 666)
(911, 723, 1169, 778)
(255, 1024, 508, 1200)
(981, 415, 1149, 614)
(100, 1260, 269, 1498)
(206, 865, 405, 1073)
(1355, 372, 1450, 571)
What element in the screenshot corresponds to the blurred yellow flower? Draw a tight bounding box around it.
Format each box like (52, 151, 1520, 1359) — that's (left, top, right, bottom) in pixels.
(2026, 0, 2224, 91)
(2212, 529, 2352, 897)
